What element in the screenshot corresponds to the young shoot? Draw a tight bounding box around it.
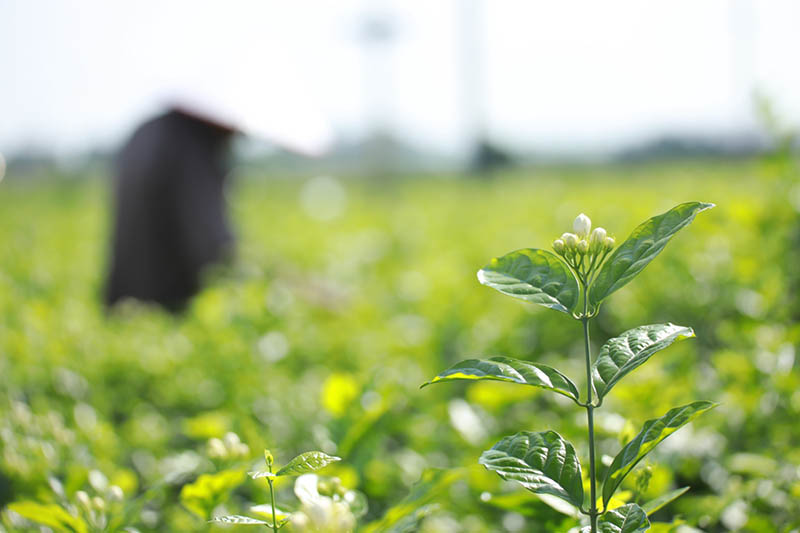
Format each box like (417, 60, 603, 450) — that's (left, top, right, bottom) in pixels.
(210, 450, 343, 531)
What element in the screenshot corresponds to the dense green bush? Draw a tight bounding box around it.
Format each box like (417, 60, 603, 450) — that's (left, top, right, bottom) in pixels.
(0, 160, 798, 531)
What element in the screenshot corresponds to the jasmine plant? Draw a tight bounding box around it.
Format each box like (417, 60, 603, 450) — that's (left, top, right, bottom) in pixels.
(423, 202, 716, 532)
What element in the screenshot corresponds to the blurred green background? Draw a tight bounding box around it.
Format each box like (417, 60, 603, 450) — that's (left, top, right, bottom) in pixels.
(3, 3, 800, 529)
(1, 152, 799, 531)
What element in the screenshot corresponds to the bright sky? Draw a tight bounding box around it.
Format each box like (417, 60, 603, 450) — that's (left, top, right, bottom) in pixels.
(1, 0, 799, 156)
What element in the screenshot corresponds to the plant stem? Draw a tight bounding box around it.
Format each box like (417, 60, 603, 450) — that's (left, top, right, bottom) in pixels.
(267, 478, 279, 533)
(582, 285, 598, 533)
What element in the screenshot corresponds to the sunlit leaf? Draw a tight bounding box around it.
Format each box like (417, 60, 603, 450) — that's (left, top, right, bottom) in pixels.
(641, 487, 690, 516)
(592, 324, 695, 399)
(478, 248, 579, 313)
(180, 470, 245, 520)
(479, 431, 584, 508)
(7, 501, 88, 533)
(603, 402, 716, 506)
(589, 202, 714, 308)
(276, 451, 341, 477)
(248, 470, 276, 480)
(210, 514, 269, 525)
(421, 356, 580, 401)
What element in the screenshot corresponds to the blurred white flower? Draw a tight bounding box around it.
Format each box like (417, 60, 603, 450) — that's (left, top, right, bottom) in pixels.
(290, 474, 356, 533)
(257, 331, 290, 363)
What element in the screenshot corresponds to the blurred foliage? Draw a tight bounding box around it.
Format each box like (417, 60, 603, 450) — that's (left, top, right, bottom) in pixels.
(0, 157, 798, 531)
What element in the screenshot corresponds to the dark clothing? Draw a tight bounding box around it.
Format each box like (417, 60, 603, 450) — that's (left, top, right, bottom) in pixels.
(104, 110, 234, 312)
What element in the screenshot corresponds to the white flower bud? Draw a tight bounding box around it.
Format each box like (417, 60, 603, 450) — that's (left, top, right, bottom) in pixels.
(573, 213, 591, 237)
(92, 496, 105, 511)
(577, 240, 589, 254)
(88, 470, 108, 492)
(603, 236, 615, 250)
(207, 438, 226, 458)
(552, 239, 565, 254)
(590, 227, 607, 244)
(223, 432, 241, 449)
(76, 490, 91, 509)
(235, 442, 250, 458)
(108, 485, 124, 502)
(48, 477, 65, 497)
(589, 227, 607, 253)
(562, 233, 579, 250)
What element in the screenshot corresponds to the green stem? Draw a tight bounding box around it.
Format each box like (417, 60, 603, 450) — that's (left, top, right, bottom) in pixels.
(267, 478, 279, 533)
(582, 285, 598, 533)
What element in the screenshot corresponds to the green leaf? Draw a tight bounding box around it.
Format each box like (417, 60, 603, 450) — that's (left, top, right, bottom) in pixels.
(248, 470, 276, 479)
(603, 401, 716, 506)
(592, 324, 695, 400)
(7, 502, 88, 533)
(275, 451, 341, 477)
(589, 202, 714, 308)
(641, 487, 690, 516)
(180, 469, 246, 520)
(478, 248, 579, 313)
(596, 503, 651, 533)
(479, 431, 584, 508)
(421, 356, 580, 401)
(361, 468, 460, 533)
(210, 515, 270, 526)
(251, 504, 291, 521)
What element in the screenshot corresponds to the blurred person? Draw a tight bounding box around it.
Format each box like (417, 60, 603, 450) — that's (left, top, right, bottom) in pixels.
(104, 87, 332, 312)
(104, 107, 237, 312)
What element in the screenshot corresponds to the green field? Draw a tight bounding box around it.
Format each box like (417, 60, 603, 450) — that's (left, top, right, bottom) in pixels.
(1, 160, 799, 532)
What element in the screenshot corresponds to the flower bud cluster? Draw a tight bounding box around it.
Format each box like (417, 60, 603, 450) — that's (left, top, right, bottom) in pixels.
(207, 432, 250, 461)
(553, 213, 615, 282)
(72, 479, 125, 531)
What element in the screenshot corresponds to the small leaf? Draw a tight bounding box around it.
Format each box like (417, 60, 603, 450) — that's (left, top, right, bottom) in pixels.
(589, 202, 714, 308)
(276, 451, 341, 477)
(598, 503, 651, 533)
(641, 487, 690, 516)
(251, 504, 291, 520)
(210, 514, 271, 525)
(592, 324, 695, 400)
(421, 356, 580, 401)
(478, 248, 579, 313)
(479, 431, 584, 508)
(248, 470, 276, 479)
(603, 401, 716, 506)
(7, 501, 88, 533)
